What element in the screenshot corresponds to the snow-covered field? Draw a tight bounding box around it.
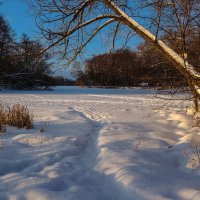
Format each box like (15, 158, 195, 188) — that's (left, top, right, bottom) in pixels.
(0, 86, 200, 200)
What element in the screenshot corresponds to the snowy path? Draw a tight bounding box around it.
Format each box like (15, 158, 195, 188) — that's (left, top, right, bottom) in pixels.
(22, 93, 133, 200)
(0, 89, 132, 200)
(0, 87, 200, 200)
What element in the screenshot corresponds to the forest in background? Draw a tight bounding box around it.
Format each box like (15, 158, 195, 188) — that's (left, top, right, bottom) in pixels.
(73, 31, 200, 88)
(1, 13, 200, 89)
(0, 15, 75, 89)
(0, 16, 56, 89)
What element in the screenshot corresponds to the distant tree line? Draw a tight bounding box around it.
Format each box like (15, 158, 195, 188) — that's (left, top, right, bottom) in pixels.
(53, 76, 75, 86)
(73, 31, 200, 88)
(0, 15, 55, 89)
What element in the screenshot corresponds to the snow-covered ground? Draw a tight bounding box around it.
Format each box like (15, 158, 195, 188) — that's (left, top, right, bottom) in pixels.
(0, 86, 200, 200)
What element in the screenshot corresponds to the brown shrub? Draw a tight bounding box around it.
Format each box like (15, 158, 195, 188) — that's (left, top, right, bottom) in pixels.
(6, 104, 34, 129)
(0, 103, 33, 130)
(0, 103, 6, 133)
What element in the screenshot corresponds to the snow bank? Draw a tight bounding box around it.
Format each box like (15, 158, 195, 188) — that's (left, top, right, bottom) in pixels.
(0, 86, 199, 200)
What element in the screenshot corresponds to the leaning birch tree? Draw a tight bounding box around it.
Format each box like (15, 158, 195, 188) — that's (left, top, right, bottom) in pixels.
(32, 0, 200, 113)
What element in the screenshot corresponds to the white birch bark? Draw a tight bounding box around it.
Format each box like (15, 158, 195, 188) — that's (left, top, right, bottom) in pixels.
(103, 0, 200, 112)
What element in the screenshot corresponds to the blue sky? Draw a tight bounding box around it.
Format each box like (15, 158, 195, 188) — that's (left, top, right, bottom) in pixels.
(0, 0, 38, 39)
(0, 0, 109, 51)
(0, 0, 142, 49)
(0, 0, 75, 78)
(0, 0, 111, 78)
(0, 0, 143, 78)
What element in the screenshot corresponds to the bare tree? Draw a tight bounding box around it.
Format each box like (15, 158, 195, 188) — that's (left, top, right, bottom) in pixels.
(32, 0, 200, 113)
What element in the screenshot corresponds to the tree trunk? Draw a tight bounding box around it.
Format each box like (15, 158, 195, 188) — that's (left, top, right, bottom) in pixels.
(104, 0, 200, 113)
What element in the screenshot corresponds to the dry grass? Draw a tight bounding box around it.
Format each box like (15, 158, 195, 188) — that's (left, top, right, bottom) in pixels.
(0, 103, 6, 133)
(0, 102, 33, 131)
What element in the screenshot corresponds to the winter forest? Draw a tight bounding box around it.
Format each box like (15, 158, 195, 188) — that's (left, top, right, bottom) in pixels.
(0, 0, 200, 200)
